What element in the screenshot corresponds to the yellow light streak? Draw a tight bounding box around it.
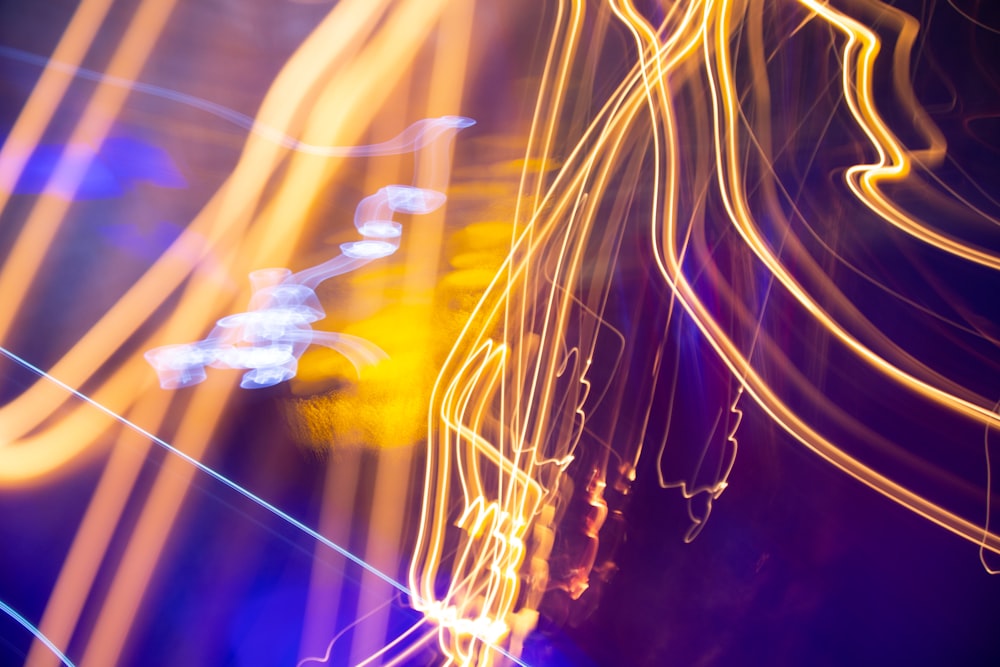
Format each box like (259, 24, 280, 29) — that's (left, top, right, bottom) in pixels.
(3, 2, 999, 666)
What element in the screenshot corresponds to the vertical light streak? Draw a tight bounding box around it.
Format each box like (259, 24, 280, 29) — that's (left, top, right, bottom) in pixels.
(0, 0, 115, 238)
(407, 3, 678, 661)
(347, 3, 481, 660)
(982, 399, 1000, 574)
(508, 0, 586, 467)
(344, 448, 413, 666)
(0, 0, 180, 341)
(297, 449, 364, 663)
(22, 399, 163, 667)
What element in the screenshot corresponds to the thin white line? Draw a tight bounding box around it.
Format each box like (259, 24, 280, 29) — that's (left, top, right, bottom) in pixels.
(0, 599, 76, 667)
(0, 346, 533, 666)
(0, 346, 412, 598)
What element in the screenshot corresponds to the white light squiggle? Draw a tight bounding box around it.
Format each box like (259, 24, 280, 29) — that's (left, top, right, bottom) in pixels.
(145, 116, 474, 389)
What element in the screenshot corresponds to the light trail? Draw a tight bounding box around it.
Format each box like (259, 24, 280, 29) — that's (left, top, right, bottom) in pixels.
(0, 345, 412, 599)
(409, 1, 1000, 663)
(2, 1, 999, 665)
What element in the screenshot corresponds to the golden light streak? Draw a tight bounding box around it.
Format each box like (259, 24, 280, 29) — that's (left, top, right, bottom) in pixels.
(2, 0, 481, 663)
(0, 0, 180, 342)
(800, 0, 1000, 271)
(409, 2, 1000, 663)
(3, 1, 999, 665)
(587, 0, 1000, 564)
